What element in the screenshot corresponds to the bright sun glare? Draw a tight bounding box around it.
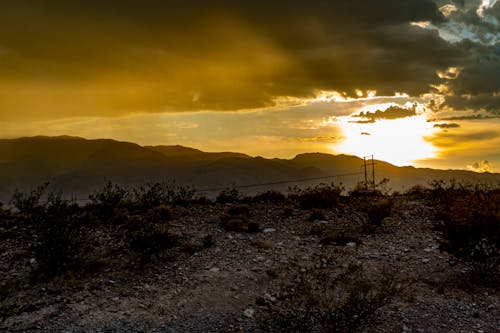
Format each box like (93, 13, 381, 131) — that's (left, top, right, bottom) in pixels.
(332, 115, 438, 166)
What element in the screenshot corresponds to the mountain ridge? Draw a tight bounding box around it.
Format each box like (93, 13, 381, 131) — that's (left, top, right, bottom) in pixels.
(0, 136, 498, 202)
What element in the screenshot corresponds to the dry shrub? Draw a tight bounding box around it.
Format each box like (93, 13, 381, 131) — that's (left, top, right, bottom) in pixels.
(435, 186, 499, 285)
(258, 258, 401, 333)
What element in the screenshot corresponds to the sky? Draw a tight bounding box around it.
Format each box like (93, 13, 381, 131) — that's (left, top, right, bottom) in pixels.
(0, 0, 499, 171)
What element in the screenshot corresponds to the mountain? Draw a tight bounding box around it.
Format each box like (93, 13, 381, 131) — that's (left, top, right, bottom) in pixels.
(0, 136, 498, 203)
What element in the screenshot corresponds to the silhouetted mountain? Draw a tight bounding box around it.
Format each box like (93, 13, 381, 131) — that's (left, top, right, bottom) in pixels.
(147, 145, 250, 161)
(0, 136, 498, 203)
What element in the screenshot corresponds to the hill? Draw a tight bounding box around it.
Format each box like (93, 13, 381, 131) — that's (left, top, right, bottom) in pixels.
(0, 136, 498, 202)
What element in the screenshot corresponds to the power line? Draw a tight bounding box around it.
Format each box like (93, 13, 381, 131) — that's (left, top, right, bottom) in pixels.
(43, 170, 365, 202)
(197, 171, 364, 193)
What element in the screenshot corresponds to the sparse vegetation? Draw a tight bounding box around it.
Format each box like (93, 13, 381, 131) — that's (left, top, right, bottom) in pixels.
(431, 181, 499, 285)
(360, 198, 393, 234)
(253, 190, 286, 203)
(2, 180, 499, 332)
(10, 182, 49, 219)
(216, 186, 241, 203)
(258, 258, 401, 333)
(288, 182, 344, 210)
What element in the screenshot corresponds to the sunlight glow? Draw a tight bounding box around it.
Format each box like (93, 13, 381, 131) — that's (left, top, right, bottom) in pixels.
(332, 115, 438, 166)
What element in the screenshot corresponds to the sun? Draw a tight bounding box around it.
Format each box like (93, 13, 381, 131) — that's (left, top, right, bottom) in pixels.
(332, 115, 438, 166)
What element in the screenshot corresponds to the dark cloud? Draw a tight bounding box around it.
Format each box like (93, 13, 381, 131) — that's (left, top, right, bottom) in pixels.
(427, 129, 500, 148)
(468, 160, 494, 173)
(443, 130, 499, 141)
(430, 114, 500, 121)
(430, 1, 500, 115)
(353, 105, 417, 121)
(0, 0, 467, 118)
(433, 122, 461, 128)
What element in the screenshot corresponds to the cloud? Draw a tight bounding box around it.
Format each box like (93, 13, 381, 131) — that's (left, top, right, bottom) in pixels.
(0, 0, 467, 120)
(467, 160, 494, 172)
(430, 113, 500, 121)
(427, 129, 499, 147)
(429, 1, 500, 114)
(296, 136, 339, 143)
(353, 104, 417, 122)
(433, 122, 461, 128)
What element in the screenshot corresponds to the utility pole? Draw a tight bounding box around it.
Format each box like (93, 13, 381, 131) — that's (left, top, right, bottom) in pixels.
(363, 157, 368, 190)
(372, 155, 376, 191)
(362, 155, 376, 191)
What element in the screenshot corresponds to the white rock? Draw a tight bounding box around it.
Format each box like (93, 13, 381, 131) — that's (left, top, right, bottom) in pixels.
(346, 242, 357, 247)
(209, 267, 220, 273)
(421, 258, 430, 263)
(263, 228, 276, 233)
(243, 308, 255, 318)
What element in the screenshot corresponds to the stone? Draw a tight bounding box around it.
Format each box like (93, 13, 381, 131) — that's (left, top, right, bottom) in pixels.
(263, 228, 276, 233)
(243, 308, 255, 318)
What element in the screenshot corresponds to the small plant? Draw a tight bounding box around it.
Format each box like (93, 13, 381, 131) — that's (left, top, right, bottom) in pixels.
(288, 183, 344, 210)
(32, 215, 81, 280)
(433, 183, 499, 285)
(133, 182, 169, 208)
(282, 206, 294, 219)
(216, 186, 241, 204)
(219, 204, 261, 232)
(88, 181, 128, 218)
(320, 231, 360, 246)
(10, 182, 49, 218)
(202, 235, 216, 248)
(258, 258, 401, 332)
(253, 190, 286, 203)
(127, 219, 178, 266)
(308, 209, 326, 221)
(360, 199, 393, 234)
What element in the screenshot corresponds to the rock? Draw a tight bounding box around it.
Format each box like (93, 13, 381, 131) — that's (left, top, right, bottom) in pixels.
(263, 228, 276, 233)
(263, 293, 276, 303)
(253, 239, 273, 249)
(209, 267, 220, 273)
(402, 324, 409, 332)
(243, 308, 255, 318)
(487, 304, 496, 311)
(421, 258, 430, 263)
(346, 242, 357, 247)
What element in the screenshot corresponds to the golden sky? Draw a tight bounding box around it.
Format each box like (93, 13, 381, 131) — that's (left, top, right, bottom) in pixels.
(0, 0, 499, 171)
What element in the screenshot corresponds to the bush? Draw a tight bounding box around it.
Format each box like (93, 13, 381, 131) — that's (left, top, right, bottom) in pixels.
(288, 183, 344, 210)
(253, 190, 286, 203)
(258, 259, 401, 332)
(10, 182, 49, 219)
(308, 209, 326, 221)
(127, 219, 178, 266)
(435, 187, 499, 284)
(219, 204, 261, 232)
(216, 186, 241, 204)
(32, 217, 81, 280)
(88, 181, 128, 218)
(360, 199, 393, 234)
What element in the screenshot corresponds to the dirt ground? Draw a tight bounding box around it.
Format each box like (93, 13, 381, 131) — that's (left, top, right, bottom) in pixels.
(1, 196, 498, 332)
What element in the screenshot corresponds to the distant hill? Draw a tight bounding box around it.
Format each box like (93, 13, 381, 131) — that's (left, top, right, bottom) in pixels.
(0, 136, 498, 203)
